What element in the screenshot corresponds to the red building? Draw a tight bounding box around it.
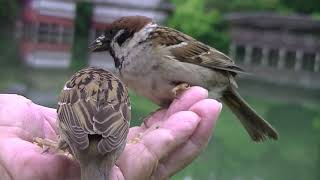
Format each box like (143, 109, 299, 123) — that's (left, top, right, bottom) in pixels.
(17, 0, 172, 69)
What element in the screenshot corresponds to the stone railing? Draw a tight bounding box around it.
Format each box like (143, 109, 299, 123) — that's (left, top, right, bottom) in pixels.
(226, 12, 320, 89)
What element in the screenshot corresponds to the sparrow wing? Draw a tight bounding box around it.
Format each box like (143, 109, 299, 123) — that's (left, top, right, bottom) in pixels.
(151, 26, 244, 75)
(57, 67, 130, 155)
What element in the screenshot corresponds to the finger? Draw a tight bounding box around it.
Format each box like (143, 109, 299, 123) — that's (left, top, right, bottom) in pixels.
(23, 102, 58, 140)
(0, 138, 80, 180)
(165, 86, 208, 118)
(32, 103, 59, 137)
(0, 95, 32, 126)
(189, 99, 222, 147)
(111, 166, 125, 180)
(0, 94, 31, 106)
(0, 126, 34, 142)
(153, 99, 222, 178)
(0, 97, 45, 139)
(143, 111, 200, 158)
(141, 108, 166, 128)
(127, 126, 144, 140)
(0, 96, 58, 140)
(143, 86, 208, 128)
(117, 111, 200, 180)
(35, 104, 57, 122)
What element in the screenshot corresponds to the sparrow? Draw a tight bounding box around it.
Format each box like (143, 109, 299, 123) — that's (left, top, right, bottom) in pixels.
(44, 67, 130, 180)
(89, 16, 278, 142)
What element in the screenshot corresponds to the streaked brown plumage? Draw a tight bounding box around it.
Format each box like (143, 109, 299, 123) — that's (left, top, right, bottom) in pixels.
(57, 67, 130, 180)
(90, 16, 278, 142)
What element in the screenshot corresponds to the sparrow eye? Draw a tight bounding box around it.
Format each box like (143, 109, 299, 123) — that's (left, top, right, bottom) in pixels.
(105, 29, 118, 39)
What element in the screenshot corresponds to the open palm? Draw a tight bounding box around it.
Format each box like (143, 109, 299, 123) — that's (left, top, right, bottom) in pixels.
(0, 87, 221, 180)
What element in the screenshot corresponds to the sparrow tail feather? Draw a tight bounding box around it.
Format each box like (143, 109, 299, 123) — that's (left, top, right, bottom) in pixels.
(80, 155, 113, 180)
(221, 87, 278, 142)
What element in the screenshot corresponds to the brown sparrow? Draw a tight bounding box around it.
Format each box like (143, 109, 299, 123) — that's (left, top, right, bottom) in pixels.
(89, 16, 278, 142)
(36, 67, 131, 180)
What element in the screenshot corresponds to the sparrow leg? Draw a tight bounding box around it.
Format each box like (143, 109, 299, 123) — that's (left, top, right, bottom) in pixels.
(57, 139, 74, 159)
(33, 137, 72, 157)
(171, 83, 190, 98)
(33, 137, 59, 153)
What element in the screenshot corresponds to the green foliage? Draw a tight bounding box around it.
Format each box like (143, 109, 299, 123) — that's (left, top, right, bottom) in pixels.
(167, 0, 320, 53)
(167, 0, 229, 52)
(167, 0, 288, 53)
(0, 0, 19, 22)
(312, 12, 320, 20)
(0, 1, 21, 69)
(70, 2, 93, 70)
(280, 0, 320, 14)
(206, 0, 283, 12)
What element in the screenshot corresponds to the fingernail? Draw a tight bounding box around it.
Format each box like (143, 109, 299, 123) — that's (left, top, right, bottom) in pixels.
(218, 101, 223, 113)
(211, 99, 223, 113)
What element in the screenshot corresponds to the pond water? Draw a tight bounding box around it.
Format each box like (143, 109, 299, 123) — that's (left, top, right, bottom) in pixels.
(1, 24, 319, 180)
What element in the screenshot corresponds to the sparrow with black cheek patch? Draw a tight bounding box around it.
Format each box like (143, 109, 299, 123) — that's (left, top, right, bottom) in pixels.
(36, 67, 131, 180)
(90, 16, 278, 142)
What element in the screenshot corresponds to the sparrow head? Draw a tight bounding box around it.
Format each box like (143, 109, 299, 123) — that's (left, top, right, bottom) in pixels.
(89, 16, 152, 52)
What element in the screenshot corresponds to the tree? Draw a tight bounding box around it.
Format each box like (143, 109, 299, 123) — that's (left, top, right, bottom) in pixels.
(70, 2, 93, 70)
(167, 0, 229, 52)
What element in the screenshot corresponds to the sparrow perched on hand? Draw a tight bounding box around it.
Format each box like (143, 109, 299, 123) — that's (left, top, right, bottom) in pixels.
(56, 67, 130, 180)
(89, 16, 278, 142)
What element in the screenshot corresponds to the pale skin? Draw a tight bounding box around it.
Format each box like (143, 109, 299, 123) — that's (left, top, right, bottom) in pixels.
(0, 86, 222, 180)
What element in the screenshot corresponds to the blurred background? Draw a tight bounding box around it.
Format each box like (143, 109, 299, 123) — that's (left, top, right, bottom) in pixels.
(1, 0, 320, 179)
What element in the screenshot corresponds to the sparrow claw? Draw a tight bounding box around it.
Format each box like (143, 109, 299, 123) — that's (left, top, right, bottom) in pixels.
(33, 137, 72, 158)
(172, 83, 190, 98)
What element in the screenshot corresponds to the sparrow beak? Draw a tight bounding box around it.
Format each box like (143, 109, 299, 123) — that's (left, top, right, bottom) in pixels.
(89, 35, 110, 52)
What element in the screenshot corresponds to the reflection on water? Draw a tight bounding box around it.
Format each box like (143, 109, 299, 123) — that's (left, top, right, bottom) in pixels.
(1, 6, 320, 180)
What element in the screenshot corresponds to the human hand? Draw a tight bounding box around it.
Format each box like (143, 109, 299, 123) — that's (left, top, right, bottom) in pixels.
(0, 86, 222, 180)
